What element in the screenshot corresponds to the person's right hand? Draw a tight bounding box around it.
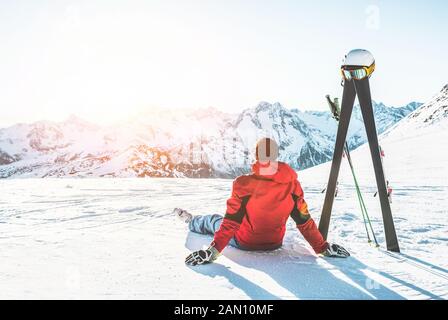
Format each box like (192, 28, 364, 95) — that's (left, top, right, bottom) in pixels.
(185, 246, 220, 266)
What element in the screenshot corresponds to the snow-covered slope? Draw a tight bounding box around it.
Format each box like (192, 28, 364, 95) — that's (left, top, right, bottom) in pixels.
(0, 176, 446, 299)
(0, 101, 419, 178)
(0, 88, 446, 299)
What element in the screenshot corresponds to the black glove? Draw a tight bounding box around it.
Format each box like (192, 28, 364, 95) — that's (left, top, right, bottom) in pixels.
(322, 243, 350, 258)
(185, 246, 220, 266)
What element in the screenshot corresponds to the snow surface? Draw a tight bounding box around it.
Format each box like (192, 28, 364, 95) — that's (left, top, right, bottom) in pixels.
(0, 175, 446, 299)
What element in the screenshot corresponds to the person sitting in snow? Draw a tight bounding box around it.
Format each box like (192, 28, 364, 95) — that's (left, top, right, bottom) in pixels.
(174, 138, 349, 266)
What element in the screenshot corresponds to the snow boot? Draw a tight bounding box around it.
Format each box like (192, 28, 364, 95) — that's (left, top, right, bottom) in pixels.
(173, 208, 193, 224)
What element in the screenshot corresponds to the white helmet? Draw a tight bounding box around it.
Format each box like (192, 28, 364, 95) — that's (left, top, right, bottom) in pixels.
(342, 49, 375, 68)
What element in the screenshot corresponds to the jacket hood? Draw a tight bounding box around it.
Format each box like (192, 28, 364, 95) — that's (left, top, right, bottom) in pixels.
(252, 161, 297, 184)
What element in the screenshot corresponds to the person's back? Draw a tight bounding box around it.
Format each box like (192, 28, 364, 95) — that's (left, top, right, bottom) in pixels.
(176, 138, 350, 266)
(223, 161, 308, 251)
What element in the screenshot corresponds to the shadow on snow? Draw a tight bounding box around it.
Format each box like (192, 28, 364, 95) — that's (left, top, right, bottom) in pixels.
(184, 232, 406, 300)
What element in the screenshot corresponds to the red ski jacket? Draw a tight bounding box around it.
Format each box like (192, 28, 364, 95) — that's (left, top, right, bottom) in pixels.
(211, 161, 328, 254)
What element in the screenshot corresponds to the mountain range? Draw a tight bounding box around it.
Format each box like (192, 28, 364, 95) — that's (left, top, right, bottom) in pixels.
(0, 95, 426, 178)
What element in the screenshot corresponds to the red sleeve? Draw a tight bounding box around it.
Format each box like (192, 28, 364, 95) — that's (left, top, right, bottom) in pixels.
(211, 178, 250, 252)
(292, 179, 328, 253)
(211, 219, 241, 252)
(293, 179, 309, 215)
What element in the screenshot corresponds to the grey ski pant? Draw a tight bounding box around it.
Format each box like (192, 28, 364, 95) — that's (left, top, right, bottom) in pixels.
(188, 214, 240, 248)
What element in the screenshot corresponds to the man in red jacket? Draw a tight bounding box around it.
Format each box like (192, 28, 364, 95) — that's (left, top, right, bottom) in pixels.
(176, 138, 350, 266)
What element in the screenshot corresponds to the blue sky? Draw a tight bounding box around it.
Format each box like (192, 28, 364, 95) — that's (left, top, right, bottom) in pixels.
(0, 0, 447, 126)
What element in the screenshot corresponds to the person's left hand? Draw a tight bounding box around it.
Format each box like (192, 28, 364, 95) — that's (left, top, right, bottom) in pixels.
(321, 243, 350, 258)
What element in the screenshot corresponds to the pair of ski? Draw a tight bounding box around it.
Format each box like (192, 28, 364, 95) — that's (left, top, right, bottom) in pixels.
(325, 95, 383, 246)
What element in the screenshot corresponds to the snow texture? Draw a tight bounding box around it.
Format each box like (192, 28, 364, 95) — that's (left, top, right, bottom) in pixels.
(0, 177, 446, 299)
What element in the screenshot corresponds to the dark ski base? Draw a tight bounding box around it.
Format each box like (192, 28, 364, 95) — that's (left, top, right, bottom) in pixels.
(319, 78, 400, 253)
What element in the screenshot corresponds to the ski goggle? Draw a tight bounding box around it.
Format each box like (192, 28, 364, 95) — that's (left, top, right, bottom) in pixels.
(341, 63, 375, 81)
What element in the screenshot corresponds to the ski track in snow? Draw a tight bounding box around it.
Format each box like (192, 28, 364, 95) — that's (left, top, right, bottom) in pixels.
(0, 178, 447, 299)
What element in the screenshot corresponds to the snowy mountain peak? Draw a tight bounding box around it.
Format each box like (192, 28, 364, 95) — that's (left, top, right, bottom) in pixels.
(443, 84, 448, 92)
(0, 98, 421, 178)
(398, 84, 448, 128)
(251, 101, 284, 114)
(63, 114, 98, 129)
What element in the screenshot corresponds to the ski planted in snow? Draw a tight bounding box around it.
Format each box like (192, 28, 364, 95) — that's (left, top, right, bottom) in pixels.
(326, 95, 378, 246)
